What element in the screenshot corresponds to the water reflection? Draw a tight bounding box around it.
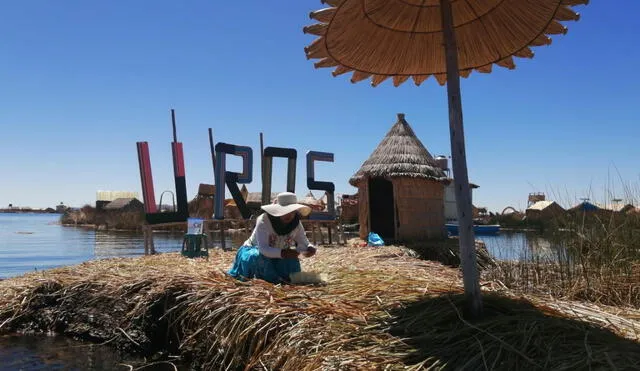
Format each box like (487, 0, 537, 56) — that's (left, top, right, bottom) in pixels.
(0, 334, 149, 370)
(93, 230, 181, 258)
(479, 232, 566, 262)
(93, 230, 249, 258)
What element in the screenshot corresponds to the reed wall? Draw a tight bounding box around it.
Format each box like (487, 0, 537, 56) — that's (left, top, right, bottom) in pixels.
(393, 178, 445, 240)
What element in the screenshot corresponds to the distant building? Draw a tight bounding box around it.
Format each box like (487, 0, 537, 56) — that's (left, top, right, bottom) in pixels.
(340, 193, 359, 224)
(567, 201, 612, 219)
(96, 191, 140, 210)
(55, 202, 68, 214)
(526, 200, 566, 221)
(597, 202, 635, 214)
(189, 183, 216, 219)
(568, 201, 600, 213)
(246, 192, 277, 209)
(103, 198, 144, 212)
(527, 193, 546, 208)
(444, 180, 479, 221)
(299, 191, 325, 212)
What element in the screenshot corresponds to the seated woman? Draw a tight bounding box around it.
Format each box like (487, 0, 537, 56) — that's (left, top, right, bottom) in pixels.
(228, 192, 317, 284)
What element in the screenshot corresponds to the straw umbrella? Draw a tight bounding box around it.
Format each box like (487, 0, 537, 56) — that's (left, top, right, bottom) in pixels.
(303, 0, 588, 317)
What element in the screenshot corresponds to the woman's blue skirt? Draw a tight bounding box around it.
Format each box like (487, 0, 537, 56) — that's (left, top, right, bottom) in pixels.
(227, 246, 301, 284)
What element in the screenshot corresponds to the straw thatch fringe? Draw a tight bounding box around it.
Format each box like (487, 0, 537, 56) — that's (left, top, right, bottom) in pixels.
(1, 245, 639, 370)
(350, 113, 446, 186)
(303, 0, 589, 87)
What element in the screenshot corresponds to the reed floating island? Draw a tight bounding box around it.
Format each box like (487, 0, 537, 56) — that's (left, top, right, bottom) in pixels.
(1, 245, 639, 370)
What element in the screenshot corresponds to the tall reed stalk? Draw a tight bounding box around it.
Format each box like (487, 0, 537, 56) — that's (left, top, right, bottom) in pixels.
(486, 211, 640, 308)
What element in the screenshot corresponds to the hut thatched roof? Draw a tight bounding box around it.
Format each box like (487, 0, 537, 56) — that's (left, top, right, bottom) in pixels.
(350, 114, 446, 186)
(596, 202, 635, 213)
(103, 198, 143, 210)
(240, 185, 249, 201)
(527, 201, 563, 212)
(246, 192, 278, 207)
(300, 191, 324, 211)
(568, 201, 600, 213)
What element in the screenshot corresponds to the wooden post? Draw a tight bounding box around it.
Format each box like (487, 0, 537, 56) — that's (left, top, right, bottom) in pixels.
(328, 223, 333, 244)
(260, 132, 265, 184)
(143, 225, 149, 255)
(312, 223, 318, 245)
(148, 226, 156, 255)
(220, 220, 226, 250)
(203, 222, 211, 251)
(440, 0, 482, 318)
(260, 133, 268, 205)
(208, 128, 217, 173)
(171, 109, 177, 143)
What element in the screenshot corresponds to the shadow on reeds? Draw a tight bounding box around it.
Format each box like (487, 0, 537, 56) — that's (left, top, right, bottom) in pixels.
(386, 293, 640, 370)
(403, 238, 496, 270)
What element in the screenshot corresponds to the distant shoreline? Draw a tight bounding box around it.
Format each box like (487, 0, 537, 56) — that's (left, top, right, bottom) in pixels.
(0, 209, 59, 214)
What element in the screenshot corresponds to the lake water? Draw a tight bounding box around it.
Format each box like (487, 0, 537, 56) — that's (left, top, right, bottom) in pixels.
(1, 213, 561, 279)
(0, 213, 557, 370)
(0, 213, 189, 279)
(0, 334, 161, 371)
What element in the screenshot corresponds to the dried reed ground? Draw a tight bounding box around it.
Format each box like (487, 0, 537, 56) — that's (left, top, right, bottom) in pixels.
(1, 245, 639, 370)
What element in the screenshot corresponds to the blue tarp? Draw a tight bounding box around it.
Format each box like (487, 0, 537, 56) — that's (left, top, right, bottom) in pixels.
(367, 232, 385, 247)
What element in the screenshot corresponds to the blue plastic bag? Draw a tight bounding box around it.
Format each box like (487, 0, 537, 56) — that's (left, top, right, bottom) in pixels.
(367, 232, 385, 247)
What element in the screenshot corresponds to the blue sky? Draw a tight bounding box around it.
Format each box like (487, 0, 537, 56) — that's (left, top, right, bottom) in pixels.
(1, 1, 639, 212)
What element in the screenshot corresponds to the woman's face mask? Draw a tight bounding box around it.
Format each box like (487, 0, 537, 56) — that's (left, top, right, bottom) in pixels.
(279, 211, 297, 224)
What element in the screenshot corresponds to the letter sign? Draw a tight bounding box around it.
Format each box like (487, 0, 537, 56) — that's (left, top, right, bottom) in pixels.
(214, 143, 253, 220)
(306, 151, 336, 218)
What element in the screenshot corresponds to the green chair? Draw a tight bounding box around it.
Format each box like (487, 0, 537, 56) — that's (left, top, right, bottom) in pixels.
(181, 233, 209, 259)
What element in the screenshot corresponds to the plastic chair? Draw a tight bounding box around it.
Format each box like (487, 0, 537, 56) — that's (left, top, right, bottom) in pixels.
(181, 233, 209, 259)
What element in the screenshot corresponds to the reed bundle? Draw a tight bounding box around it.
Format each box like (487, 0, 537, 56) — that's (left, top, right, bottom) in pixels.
(1, 245, 639, 370)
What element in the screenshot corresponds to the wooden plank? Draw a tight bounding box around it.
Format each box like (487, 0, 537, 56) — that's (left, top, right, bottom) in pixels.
(441, 0, 482, 318)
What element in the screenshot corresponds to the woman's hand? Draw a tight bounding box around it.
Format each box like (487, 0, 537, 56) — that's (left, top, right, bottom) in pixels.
(281, 249, 300, 259)
(303, 246, 316, 258)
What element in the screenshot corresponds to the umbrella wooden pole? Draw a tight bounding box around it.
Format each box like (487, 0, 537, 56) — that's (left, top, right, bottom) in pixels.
(440, 0, 483, 318)
(260, 132, 266, 205)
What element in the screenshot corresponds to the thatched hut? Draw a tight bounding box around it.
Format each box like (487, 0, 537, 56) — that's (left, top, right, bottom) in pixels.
(525, 200, 566, 221)
(599, 202, 635, 214)
(240, 185, 249, 202)
(243, 192, 278, 217)
(568, 201, 612, 219)
(224, 199, 242, 219)
(349, 113, 447, 241)
(340, 193, 359, 224)
(299, 191, 325, 212)
(189, 184, 215, 219)
(103, 198, 144, 212)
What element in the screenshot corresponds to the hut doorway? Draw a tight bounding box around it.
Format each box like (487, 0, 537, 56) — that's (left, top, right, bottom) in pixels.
(368, 178, 395, 240)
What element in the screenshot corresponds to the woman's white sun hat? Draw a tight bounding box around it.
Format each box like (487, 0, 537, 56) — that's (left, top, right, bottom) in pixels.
(261, 192, 312, 217)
